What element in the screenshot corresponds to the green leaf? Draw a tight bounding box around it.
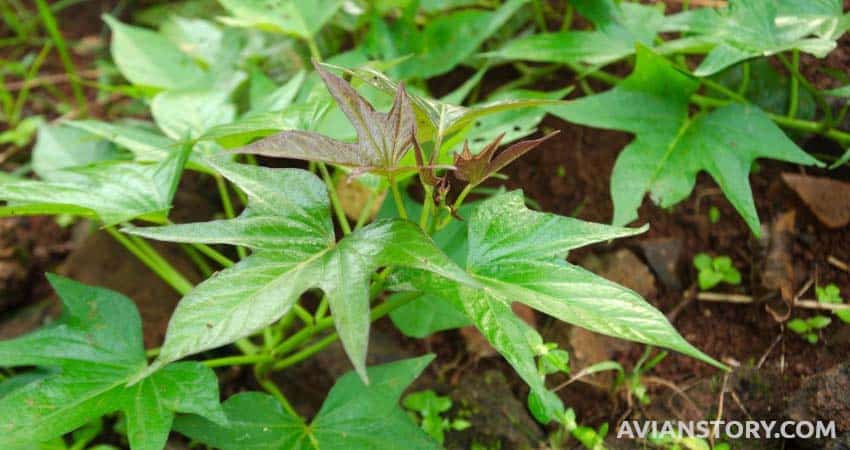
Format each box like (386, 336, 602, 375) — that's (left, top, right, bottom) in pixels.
(661, 0, 847, 76)
(126, 158, 473, 381)
(160, 16, 239, 69)
(485, 1, 664, 66)
(396, 191, 724, 423)
(787, 318, 809, 334)
(389, 293, 471, 338)
(175, 355, 438, 450)
(104, 15, 208, 91)
(698, 269, 723, 291)
(550, 46, 821, 234)
(66, 120, 176, 162)
(693, 253, 713, 271)
(32, 124, 125, 183)
(249, 70, 306, 114)
(0, 275, 224, 450)
(152, 89, 237, 140)
(217, 0, 343, 39)
(368, 0, 529, 80)
(0, 143, 190, 225)
(807, 315, 832, 329)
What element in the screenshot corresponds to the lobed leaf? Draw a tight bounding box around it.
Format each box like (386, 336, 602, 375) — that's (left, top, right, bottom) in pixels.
(660, 0, 848, 75)
(235, 63, 417, 174)
(549, 46, 822, 234)
(127, 158, 474, 381)
(393, 191, 725, 422)
(0, 275, 224, 450)
(175, 355, 437, 450)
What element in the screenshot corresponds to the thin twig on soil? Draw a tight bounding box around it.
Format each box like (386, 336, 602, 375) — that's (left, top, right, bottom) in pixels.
(5, 69, 99, 91)
(828, 255, 849, 273)
(697, 292, 850, 311)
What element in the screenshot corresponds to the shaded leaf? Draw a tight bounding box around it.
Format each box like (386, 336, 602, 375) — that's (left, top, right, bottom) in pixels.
(0, 275, 224, 450)
(175, 355, 437, 450)
(32, 124, 125, 183)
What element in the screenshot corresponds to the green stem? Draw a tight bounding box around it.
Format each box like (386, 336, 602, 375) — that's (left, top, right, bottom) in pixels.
(317, 163, 352, 235)
(256, 371, 298, 416)
(215, 173, 247, 260)
(180, 243, 213, 277)
(105, 227, 193, 295)
(437, 183, 473, 229)
(389, 173, 408, 220)
(354, 188, 379, 231)
(34, 0, 87, 116)
(788, 50, 800, 118)
(191, 243, 235, 267)
(203, 353, 272, 368)
(272, 292, 422, 371)
(10, 42, 51, 125)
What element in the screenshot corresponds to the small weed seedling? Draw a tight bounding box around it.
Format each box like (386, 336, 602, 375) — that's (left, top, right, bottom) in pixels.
(403, 390, 471, 444)
(693, 253, 742, 291)
(788, 316, 832, 344)
(708, 206, 720, 224)
(817, 283, 850, 323)
(551, 408, 608, 450)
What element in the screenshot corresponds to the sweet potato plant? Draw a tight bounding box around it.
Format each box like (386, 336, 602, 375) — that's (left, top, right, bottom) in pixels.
(1, 0, 849, 448)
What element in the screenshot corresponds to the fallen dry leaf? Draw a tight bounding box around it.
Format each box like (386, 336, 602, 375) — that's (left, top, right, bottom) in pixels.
(783, 173, 850, 228)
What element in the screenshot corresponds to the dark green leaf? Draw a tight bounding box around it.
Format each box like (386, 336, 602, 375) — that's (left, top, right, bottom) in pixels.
(550, 46, 821, 234)
(395, 191, 725, 422)
(0, 275, 224, 450)
(175, 355, 438, 450)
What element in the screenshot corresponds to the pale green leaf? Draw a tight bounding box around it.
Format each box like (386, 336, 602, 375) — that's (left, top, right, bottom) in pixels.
(661, 0, 847, 75)
(0, 143, 190, 225)
(217, 0, 343, 38)
(104, 15, 208, 90)
(32, 124, 125, 183)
